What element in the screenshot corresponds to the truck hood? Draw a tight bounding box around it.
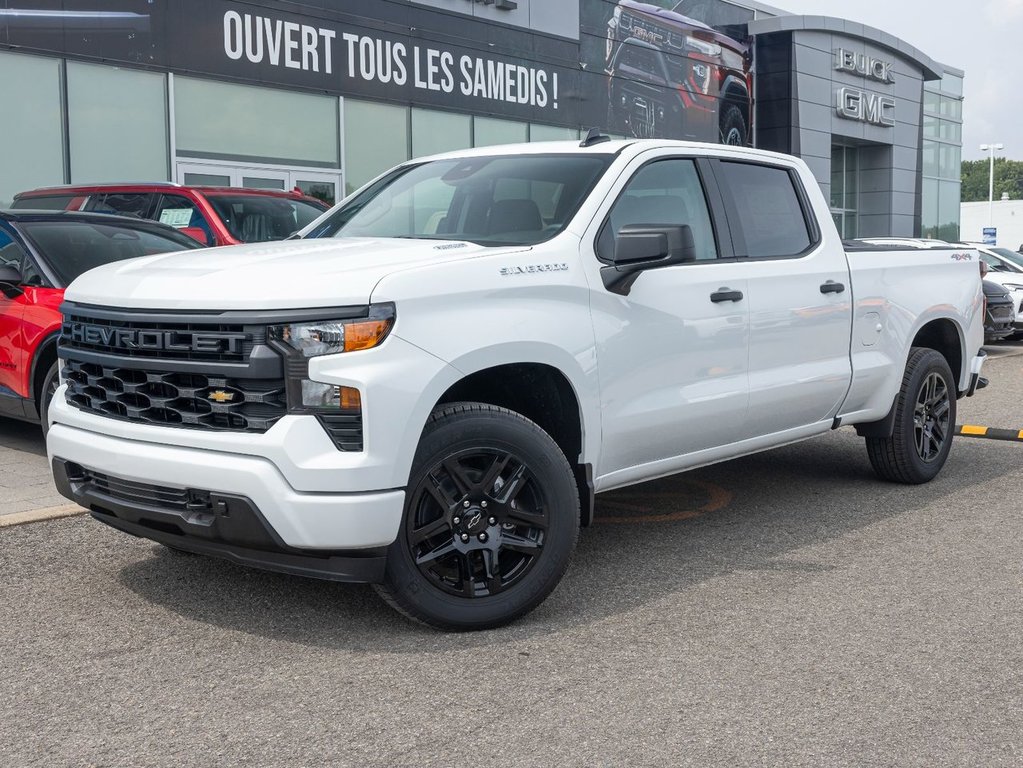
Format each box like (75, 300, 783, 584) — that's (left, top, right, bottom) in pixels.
(65, 237, 522, 310)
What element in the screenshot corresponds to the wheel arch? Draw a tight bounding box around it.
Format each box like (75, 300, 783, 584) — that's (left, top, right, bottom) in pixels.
(28, 330, 60, 419)
(854, 317, 965, 439)
(430, 359, 596, 526)
(910, 317, 964, 389)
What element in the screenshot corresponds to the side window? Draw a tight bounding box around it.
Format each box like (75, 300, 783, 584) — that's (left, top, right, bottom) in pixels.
(0, 227, 40, 286)
(154, 194, 213, 244)
(84, 193, 155, 219)
(717, 162, 813, 258)
(10, 195, 75, 211)
(602, 159, 719, 262)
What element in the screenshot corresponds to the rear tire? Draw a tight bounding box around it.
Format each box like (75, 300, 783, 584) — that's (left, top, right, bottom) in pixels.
(866, 347, 956, 484)
(719, 103, 747, 146)
(376, 402, 579, 631)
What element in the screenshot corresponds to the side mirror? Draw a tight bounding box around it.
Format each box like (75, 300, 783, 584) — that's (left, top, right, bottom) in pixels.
(601, 224, 696, 295)
(180, 226, 212, 246)
(0, 264, 23, 298)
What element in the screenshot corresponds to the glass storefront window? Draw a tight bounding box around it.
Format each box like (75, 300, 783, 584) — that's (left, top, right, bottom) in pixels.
(921, 178, 939, 238)
(940, 72, 963, 97)
(939, 95, 962, 120)
(344, 99, 409, 196)
(0, 51, 64, 207)
(937, 180, 961, 241)
(411, 108, 471, 158)
(175, 77, 338, 166)
(529, 124, 580, 142)
(68, 62, 168, 183)
(830, 145, 858, 238)
(938, 145, 961, 181)
(939, 120, 962, 143)
(474, 117, 528, 147)
(922, 141, 940, 178)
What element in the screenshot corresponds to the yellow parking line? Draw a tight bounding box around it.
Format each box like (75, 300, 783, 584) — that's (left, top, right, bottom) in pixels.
(960, 425, 988, 435)
(0, 504, 87, 528)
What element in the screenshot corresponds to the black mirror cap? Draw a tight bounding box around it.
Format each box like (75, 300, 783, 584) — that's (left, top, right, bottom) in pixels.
(613, 223, 696, 266)
(602, 224, 697, 296)
(0, 264, 23, 298)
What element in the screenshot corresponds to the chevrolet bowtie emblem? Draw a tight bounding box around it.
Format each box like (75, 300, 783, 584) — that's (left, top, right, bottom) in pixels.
(208, 390, 235, 403)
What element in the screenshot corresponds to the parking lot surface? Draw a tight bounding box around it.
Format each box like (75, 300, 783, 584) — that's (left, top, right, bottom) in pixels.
(2, 347, 1022, 767)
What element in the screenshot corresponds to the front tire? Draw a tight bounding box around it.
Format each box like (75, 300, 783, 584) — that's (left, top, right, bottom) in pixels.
(376, 402, 580, 631)
(866, 347, 956, 484)
(38, 361, 59, 438)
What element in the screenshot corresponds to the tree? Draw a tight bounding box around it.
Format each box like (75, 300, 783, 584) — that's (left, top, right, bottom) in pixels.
(961, 158, 1023, 202)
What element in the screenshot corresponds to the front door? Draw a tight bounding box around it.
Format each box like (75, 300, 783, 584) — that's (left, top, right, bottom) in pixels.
(586, 155, 751, 483)
(0, 226, 28, 403)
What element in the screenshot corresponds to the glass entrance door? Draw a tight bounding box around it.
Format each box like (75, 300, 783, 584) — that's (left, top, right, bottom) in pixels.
(175, 160, 343, 205)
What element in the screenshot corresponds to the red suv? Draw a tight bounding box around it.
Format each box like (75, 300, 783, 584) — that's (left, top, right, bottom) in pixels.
(12, 183, 330, 246)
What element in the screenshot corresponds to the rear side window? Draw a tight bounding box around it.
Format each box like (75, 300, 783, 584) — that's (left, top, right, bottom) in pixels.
(84, 193, 155, 219)
(11, 195, 75, 211)
(717, 162, 813, 258)
(154, 194, 213, 245)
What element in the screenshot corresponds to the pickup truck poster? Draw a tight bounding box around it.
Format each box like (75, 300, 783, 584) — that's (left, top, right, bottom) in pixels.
(0, 0, 753, 145)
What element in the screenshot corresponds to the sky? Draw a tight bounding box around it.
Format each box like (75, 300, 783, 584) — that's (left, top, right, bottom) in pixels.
(774, 0, 1021, 161)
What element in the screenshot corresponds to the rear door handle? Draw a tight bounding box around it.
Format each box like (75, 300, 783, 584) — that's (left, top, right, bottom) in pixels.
(820, 280, 845, 294)
(710, 288, 744, 303)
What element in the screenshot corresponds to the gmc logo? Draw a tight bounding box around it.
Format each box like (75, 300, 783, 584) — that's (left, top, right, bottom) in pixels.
(64, 323, 247, 355)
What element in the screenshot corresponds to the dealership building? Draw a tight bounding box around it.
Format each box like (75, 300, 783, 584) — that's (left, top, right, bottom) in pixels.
(0, 0, 963, 239)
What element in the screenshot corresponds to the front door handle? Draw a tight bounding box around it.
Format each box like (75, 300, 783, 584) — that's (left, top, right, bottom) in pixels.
(820, 280, 846, 294)
(710, 288, 744, 303)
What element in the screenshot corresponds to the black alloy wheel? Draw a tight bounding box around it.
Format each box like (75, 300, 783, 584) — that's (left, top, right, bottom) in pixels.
(913, 371, 950, 462)
(866, 347, 956, 484)
(406, 448, 547, 598)
(377, 402, 579, 631)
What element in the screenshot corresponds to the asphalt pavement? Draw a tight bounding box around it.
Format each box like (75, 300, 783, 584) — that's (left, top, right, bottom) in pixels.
(2, 347, 1022, 767)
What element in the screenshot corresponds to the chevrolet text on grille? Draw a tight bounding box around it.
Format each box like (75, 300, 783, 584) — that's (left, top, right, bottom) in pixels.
(64, 323, 247, 354)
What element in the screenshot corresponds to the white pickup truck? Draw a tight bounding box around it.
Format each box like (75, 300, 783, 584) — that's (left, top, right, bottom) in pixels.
(48, 137, 986, 630)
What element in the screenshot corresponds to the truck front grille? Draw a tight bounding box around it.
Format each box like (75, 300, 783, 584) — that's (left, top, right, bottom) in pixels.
(59, 303, 290, 434)
(63, 359, 286, 432)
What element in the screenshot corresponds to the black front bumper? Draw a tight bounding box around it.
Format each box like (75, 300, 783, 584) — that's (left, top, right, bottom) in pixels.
(52, 458, 387, 583)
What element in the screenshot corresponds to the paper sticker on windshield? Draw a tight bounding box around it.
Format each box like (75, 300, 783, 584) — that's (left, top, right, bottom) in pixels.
(159, 208, 193, 228)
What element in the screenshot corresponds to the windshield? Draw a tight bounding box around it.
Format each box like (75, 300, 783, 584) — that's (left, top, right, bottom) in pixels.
(19, 220, 200, 286)
(206, 195, 327, 243)
(304, 153, 614, 246)
(989, 247, 1023, 269)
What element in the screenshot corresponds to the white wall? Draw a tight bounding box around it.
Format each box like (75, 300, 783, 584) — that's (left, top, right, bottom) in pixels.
(960, 200, 1023, 249)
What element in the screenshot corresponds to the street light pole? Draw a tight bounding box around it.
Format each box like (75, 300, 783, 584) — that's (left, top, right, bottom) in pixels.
(980, 142, 1004, 228)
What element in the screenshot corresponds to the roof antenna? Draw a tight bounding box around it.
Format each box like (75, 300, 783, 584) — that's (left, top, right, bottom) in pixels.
(579, 127, 611, 148)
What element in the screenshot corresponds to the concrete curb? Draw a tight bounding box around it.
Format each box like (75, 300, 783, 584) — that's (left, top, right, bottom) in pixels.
(0, 504, 87, 528)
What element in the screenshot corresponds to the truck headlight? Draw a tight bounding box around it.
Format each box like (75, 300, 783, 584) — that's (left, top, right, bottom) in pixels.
(268, 304, 395, 358)
(685, 36, 721, 56)
(269, 303, 393, 421)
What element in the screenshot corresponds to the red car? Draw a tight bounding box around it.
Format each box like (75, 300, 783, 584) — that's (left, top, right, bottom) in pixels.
(12, 183, 329, 246)
(0, 210, 202, 433)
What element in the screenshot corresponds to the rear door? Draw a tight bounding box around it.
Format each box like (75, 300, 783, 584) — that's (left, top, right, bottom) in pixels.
(712, 159, 853, 437)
